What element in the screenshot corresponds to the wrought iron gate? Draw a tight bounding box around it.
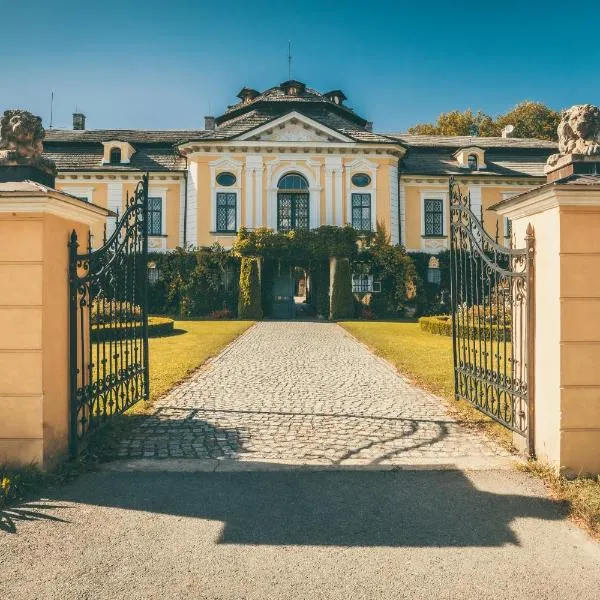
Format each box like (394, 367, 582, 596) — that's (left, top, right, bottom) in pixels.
(449, 178, 535, 455)
(68, 176, 149, 455)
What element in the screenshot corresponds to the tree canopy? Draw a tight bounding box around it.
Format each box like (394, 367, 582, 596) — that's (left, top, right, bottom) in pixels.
(407, 101, 560, 141)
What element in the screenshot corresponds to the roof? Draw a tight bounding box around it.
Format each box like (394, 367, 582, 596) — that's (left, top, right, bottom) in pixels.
(43, 130, 190, 171)
(387, 134, 557, 149)
(490, 173, 600, 211)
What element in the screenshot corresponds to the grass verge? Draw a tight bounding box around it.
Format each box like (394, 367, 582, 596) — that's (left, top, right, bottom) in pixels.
(517, 461, 600, 539)
(339, 320, 513, 448)
(1, 319, 253, 510)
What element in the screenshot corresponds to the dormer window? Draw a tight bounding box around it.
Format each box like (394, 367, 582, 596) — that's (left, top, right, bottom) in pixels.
(324, 90, 347, 106)
(453, 147, 486, 170)
(102, 140, 135, 165)
(110, 147, 122, 164)
(280, 80, 306, 96)
(237, 87, 259, 104)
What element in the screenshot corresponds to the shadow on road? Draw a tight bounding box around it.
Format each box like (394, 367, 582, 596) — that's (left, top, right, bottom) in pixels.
(3, 469, 566, 546)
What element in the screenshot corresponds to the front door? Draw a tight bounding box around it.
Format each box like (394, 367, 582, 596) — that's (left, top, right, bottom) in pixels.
(272, 265, 295, 319)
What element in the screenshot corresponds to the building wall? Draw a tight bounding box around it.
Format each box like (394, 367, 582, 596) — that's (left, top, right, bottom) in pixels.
(400, 177, 544, 253)
(53, 167, 543, 254)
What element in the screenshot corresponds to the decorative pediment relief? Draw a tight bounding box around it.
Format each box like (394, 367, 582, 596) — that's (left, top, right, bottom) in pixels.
(237, 112, 352, 143)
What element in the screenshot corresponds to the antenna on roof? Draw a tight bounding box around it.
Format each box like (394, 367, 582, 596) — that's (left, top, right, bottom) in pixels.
(49, 91, 54, 129)
(288, 41, 292, 80)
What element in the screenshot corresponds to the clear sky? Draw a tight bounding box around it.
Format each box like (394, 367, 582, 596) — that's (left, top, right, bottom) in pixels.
(3, 0, 599, 132)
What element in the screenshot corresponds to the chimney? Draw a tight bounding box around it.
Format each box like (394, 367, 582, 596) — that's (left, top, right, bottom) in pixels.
(365, 121, 373, 132)
(502, 124, 515, 138)
(73, 112, 86, 130)
(204, 116, 215, 131)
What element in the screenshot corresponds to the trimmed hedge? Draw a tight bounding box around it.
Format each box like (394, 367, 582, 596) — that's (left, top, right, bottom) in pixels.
(419, 315, 512, 341)
(238, 257, 263, 319)
(91, 316, 174, 342)
(330, 257, 354, 320)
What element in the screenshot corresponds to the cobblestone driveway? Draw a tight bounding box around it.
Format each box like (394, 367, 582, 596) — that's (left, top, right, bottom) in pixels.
(119, 322, 510, 466)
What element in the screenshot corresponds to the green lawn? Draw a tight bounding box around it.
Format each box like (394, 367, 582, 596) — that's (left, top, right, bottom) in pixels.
(339, 320, 512, 446)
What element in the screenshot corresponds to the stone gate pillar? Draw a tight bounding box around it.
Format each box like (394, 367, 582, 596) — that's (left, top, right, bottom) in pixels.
(493, 106, 600, 474)
(0, 109, 109, 468)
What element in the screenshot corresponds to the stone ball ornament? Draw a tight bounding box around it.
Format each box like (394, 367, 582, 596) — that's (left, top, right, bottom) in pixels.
(548, 103, 600, 167)
(0, 108, 57, 176)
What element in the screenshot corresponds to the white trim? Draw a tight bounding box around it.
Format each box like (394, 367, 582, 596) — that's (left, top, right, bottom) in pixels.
(420, 189, 449, 252)
(148, 187, 167, 237)
(107, 182, 123, 237)
(469, 185, 482, 221)
(399, 182, 406, 246)
(390, 164, 399, 244)
(235, 111, 353, 143)
(266, 159, 322, 230)
(0, 193, 108, 224)
(346, 157, 378, 231)
(186, 161, 198, 247)
(209, 155, 242, 232)
(325, 156, 342, 226)
(59, 185, 94, 204)
(245, 154, 263, 228)
(179, 179, 185, 247)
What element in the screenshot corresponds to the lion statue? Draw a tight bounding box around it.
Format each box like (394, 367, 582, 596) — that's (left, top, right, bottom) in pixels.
(548, 104, 600, 166)
(0, 109, 56, 174)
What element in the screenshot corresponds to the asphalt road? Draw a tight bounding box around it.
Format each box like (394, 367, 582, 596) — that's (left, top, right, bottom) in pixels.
(1, 467, 600, 599)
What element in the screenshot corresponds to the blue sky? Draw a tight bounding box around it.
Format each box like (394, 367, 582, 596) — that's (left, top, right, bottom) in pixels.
(3, 0, 599, 132)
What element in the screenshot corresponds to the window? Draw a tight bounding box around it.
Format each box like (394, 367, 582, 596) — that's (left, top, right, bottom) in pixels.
(148, 196, 162, 236)
(277, 173, 309, 231)
(216, 192, 237, 232)
(110, 147, 122, 164)
(424, 199, 444, 236)
(216, 172, 236, 186)
(467, 154, 478, 170)
(351, 173, 371, 187)
(352, 274, 381, 293)
(351, 193, 372, 231)
(427, 267, 441, 285)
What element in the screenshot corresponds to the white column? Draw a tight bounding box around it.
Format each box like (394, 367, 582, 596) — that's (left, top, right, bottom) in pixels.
(245, 162, 254, 228)
(390, 164, 399, 244)
(325, 169, 333, 225)
(246, 154, 263, 229)
(335, 167, 343, 226)
(178, 178, 185, 247)
(186, 161, 198, 248)
(399, 181, 406, 247)
(469, 185, 483, 222)
(107, 182, 123, 237)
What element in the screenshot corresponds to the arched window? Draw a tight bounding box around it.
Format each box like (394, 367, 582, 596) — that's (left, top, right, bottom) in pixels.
(277, 173, 309, 231)
(467, 154, 478, 170)
(110, 147, 122, 164)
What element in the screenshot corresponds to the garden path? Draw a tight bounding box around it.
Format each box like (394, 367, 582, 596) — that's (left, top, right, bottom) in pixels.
(117, 321, 511, 468)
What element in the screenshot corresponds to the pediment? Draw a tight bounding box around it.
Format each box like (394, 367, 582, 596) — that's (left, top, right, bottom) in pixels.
(236, 112, 352, 143)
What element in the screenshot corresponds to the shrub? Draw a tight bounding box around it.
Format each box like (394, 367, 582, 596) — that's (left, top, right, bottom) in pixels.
(330, 258, 354, 319)
(91, 316, 174, 341)
(419, 314, 511, 341)
(209, 308, 234, 320)
(238, 257, 263, 319)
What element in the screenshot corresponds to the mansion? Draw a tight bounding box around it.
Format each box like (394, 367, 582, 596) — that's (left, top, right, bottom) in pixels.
(44, 80, 556, 252)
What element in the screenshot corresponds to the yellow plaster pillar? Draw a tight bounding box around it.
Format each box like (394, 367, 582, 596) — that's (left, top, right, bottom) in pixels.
(0, 182, 108, 468)
(496, 181, 600, 474)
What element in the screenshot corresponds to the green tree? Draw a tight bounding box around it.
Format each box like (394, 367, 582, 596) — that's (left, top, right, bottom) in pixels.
(408, 109, 499, 137)
(238, 257, 263, 319)
(495, 101, 560, 141)
(407, 101, 560, 141)
(329, 258, 354, 320)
